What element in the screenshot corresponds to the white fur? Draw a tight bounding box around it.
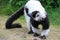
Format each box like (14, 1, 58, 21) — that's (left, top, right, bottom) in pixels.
(24, 0, 49, 36)
(34, 12, 46, 21)
(31, 25, 39, 33)
(41, 29, 50, 36)
(25, 0, 46, 21)
(24, 9, 31, 31)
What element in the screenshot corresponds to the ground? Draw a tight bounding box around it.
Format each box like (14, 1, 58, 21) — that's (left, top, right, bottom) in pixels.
(0, 16, 60, 40)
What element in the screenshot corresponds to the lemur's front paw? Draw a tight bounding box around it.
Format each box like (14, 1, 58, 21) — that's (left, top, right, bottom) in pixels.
(34, 33, 40, 37)
(28, 31, 34, 34)
(40, 35, 46, 39)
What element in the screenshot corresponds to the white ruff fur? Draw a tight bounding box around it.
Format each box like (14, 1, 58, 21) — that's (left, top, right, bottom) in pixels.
(25, 0, 46, 18)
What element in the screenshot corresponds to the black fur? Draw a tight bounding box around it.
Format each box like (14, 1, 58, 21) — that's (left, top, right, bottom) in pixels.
(25, 8, 29, 14)
(31, 11, 39, 18)
(25, 9, 49, 30)
(30, 14, 49, 38)
(5, 7, 24, 29)
(25, 9, 40, 29)
(25, 8, 37, 19)
(41, 15, 50, 30)
(40, 35, 46, 39)
(28, 30, 34, 34)
(34, 33, 40, 37)
(25, 8, 32, 18)
(30, 18, 39, 29)
(30, 11, 40, 29)
(31, 15, 49, 30)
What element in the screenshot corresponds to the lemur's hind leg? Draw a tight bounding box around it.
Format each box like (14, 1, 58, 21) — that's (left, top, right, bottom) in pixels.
(5, 7, 24, 29)
(40, 15, 50, 39)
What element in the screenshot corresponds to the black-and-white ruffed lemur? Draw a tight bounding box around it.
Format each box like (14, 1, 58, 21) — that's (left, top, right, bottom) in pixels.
(5, 0, 50, 39)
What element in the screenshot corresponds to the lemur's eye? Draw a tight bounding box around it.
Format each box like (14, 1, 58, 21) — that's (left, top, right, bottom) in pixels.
(37, 15, 39, 17)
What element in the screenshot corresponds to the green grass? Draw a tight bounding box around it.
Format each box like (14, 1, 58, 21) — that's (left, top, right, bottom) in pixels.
(0, 3, 19, 15)
(46, 7, 60, 26)
(0, 3, 60, 27)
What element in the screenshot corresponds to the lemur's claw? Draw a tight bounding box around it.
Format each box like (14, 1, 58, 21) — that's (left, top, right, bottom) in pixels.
(28, 31, 34, 34)
(40, 35, 46, 39)
(34, 33, 40, 37)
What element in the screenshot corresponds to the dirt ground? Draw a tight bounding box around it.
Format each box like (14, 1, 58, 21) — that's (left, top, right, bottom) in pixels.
(0, 16, 60, 40)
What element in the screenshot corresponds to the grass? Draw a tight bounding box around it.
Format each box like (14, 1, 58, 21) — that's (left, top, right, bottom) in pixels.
(46, 7, 60, 27)
(0, 2, 60, 27)
(44, 5, 60, 26)
(0, 3, 20, 15)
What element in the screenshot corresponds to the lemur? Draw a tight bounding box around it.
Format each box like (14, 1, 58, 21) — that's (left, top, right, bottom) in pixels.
(5, 0, 50, 39)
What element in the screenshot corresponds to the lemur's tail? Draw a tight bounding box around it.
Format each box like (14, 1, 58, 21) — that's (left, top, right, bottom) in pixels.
(5, 7, 24, 29)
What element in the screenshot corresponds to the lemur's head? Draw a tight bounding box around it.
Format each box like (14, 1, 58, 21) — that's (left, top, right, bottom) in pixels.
(30, 11, 42, 22)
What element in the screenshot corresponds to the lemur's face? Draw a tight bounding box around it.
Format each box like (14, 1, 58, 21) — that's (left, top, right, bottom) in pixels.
(34, 12, 41, 21)
(31, 11, 41, 21)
